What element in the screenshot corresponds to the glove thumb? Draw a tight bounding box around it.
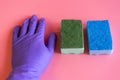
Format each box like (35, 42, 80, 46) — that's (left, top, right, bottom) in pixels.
(47, 32, 57, 53)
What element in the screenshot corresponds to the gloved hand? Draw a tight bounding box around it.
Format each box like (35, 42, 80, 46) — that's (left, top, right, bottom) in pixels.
(7, 15, 56, 80)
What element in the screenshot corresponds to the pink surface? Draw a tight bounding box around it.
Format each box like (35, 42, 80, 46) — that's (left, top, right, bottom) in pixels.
(0, 0, 120, 80)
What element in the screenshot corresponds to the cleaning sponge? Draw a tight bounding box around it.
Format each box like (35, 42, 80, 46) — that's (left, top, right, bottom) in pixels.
(87, 20, 113, 55)
(61, 20, 84, 54)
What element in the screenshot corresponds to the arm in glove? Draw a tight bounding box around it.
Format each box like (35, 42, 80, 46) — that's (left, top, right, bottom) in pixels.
(7, 15, 56, 80)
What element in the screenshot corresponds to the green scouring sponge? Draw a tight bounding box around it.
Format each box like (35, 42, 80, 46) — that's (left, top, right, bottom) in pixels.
(61, 20, 84, 54)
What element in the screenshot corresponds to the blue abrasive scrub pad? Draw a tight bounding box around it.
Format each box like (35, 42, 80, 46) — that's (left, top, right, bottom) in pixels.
(87, 20, 113, 55)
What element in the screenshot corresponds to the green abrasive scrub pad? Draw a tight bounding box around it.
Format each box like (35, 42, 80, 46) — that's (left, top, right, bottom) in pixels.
(61, 20, 84, 54)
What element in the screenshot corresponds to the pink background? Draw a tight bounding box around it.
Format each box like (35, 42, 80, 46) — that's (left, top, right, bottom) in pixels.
(0, 0, 120, 80)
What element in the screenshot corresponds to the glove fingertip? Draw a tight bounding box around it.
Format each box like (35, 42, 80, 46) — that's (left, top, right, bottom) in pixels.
(13, 26, 21, 41)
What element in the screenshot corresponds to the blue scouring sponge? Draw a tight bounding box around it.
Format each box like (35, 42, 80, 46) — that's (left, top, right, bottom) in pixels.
(87, 20, 113, 55)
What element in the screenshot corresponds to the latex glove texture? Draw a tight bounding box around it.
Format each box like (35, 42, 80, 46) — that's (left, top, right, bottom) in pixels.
(7, 15, 56, 80)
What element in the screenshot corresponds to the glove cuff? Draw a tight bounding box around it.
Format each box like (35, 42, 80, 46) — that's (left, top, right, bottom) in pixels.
(7, 65, 42, 80)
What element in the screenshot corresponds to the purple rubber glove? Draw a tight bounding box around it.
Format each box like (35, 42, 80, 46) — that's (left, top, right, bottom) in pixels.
(7, 15, 56, 80)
